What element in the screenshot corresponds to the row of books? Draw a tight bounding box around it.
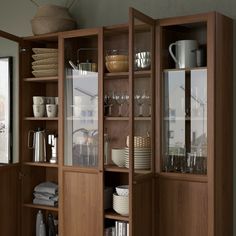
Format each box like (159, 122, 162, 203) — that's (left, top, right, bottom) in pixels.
(104, 221, 129, 236)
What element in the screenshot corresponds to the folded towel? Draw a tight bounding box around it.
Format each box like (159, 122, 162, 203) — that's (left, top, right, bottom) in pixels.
(34, 181, 58, 195)
(33, 192, 59, 201)
(33, 198, 58, 207)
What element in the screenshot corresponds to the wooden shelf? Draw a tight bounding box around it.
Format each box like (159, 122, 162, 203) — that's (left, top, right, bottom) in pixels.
(104, 70, 151, 79)
(105, 210, 129, 222)
(104, 116, 151, 121)
(23, 162, 58, 168)
(63, 165, 99, 173)
(157, 172, 208, 183)
(163, 67, 207, 72)
(104, 165, 129, 173)
(24, 117, 58, 121)
(23, 76, 58, 82)
(23, 203, 58, 211)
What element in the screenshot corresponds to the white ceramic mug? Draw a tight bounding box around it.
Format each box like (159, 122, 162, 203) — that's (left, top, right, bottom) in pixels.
(46, 104, 58, 117)
(33, 104, 45, 117)
(55, 97, 59, 105)
(33, 96, 45, 105)
(45, 97, 55, 104)
(169, 40, 198, 68)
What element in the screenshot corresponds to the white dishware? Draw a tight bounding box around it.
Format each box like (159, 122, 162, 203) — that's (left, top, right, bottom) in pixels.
(116, 185, 129, 197)
(46, 104, 58, 117)
(54, 97, 59, 105)
(113, 193, 129, 216)
(111, 148, 125, 167)
(33, 96, 45, 105)
(169, 40, 198, 69)
(45, 97, 55, 104)
(32, 52, 58, 61)
(33, 104, 45, 117)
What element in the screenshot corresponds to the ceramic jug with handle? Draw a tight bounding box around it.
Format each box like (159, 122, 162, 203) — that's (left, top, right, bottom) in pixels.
(169, 40, 198, 68)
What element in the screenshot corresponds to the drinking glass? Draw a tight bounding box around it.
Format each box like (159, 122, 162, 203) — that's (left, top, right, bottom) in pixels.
(104, 91, 115, 116)
(115, 91, 126, 116)
(134, 90, 145, 116)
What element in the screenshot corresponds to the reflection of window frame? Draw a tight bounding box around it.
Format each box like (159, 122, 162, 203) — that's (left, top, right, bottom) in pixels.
(0, 57, 13, 164)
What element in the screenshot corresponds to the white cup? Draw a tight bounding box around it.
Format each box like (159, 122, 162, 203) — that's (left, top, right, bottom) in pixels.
(33, 96, 45, 105)
(55, 97, 59, 105)
(46, 104, 58, 117)
(45, 97, 55, 104)
(33, 104, 45, 117)
(111, 148, 125, 167)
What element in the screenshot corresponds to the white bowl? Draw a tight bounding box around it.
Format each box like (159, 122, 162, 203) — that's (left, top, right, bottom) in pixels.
(113, 193, 129, 216)
(111, 148, 125, 167)
(116, 185, 129, 196)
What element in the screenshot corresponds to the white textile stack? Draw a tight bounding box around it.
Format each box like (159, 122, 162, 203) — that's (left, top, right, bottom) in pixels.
(33, 181, 58, 207)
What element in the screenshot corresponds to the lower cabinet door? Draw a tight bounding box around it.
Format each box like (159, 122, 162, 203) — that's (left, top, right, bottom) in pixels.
(158, 178, 208, 236)
(63, 171, 102, 236)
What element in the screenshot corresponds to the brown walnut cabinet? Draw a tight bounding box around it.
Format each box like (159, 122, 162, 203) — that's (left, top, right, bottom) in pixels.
(0, 8, 233, 236)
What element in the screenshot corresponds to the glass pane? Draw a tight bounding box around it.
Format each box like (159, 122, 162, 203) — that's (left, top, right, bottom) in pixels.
(163, 71, 186, 172)
(133, 18, 153, 175)
(162, 69, 207, 175)
(190, 69, 207, 174)
(64, 36, 99, 167)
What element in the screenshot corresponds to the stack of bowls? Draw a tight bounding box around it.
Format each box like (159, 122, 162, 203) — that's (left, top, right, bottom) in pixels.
(105, 50, 128, 73)
(135, 51, 151, 70)
(113, 194, 129, 216)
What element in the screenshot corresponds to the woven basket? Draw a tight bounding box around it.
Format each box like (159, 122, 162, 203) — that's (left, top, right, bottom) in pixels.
(31, 16, 76, 35)
(34, 4, 73, 18)
(126, 136, 151, 148)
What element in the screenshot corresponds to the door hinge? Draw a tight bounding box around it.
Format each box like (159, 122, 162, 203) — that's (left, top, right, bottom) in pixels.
(20, 47, 27, 53)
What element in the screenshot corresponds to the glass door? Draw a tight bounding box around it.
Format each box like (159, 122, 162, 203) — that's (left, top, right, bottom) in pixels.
(64, 33, 99, 168)
(129, 8, 155, 236)
(162, 68, 207, 175)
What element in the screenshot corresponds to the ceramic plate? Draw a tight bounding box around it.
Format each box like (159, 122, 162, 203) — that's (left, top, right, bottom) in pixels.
(32, 48, 58, 54)
(32, 64, 58, 71)
(32, 57, 58, 66)
(32, 52, 58, 61)
(32, 69, 58, 77)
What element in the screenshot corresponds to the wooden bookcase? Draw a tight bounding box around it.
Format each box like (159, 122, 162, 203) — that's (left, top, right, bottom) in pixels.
(0, 8, 233, 236)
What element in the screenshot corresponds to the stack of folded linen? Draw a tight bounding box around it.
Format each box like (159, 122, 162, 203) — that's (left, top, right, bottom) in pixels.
(33, 181, 58, 207)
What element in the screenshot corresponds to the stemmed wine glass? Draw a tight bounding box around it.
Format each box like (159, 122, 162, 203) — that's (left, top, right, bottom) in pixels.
(115, 91, 126, 116)
(104, 91, 115, 116)
(143, 90, 151, 116)
(134, 90, 145, 117)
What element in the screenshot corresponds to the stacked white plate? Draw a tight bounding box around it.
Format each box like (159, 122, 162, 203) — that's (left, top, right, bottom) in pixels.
(32, 48, 58, 77)
(124, 147, 151, 170)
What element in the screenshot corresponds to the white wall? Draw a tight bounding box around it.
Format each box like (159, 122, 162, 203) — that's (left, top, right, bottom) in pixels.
(0, 0, 235, 234)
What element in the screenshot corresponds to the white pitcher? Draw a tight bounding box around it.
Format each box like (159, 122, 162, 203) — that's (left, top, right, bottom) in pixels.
(169, 40, 198, 69)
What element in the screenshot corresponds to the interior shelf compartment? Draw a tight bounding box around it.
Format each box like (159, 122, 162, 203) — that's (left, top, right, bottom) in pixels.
(23, 76, 58, 83)
(157, 172, 208, 183)
(105, 210, 129, 222)
(23, 162, 58, 168)
(23, 203, 59, 212)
